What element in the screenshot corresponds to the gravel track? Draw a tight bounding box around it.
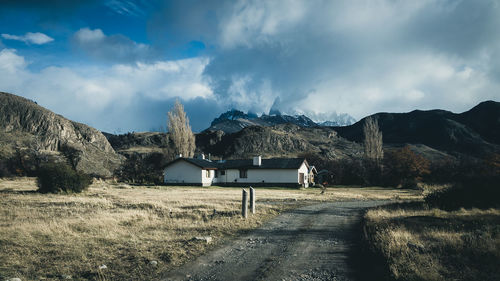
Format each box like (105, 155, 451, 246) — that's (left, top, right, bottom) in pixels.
(163, 201, 389, 281)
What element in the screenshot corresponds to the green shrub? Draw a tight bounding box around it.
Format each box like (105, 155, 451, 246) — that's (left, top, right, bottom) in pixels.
(37, 162, 92, 193)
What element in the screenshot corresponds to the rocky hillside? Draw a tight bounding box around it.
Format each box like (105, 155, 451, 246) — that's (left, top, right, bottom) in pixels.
(0, 92, 122, 177)
(334, 101, 500, 157)
(105, 124, 364, 160)
(103, 131, 170, 155)
(197, 123, 363, 159)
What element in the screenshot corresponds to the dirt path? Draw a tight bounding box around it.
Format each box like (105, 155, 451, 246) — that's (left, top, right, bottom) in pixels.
(163, 201, 389, 281)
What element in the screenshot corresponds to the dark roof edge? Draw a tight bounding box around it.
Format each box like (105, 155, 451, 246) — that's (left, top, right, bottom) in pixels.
(164, 157, 308, 170)
(164, 158, 217, 169)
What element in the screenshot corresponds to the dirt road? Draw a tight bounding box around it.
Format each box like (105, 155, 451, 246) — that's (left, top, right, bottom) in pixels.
(163, 201, 389, 281)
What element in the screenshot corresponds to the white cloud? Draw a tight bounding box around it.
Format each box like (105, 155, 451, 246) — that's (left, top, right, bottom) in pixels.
(224, 75, 278, 112)
(110, 58, 213, 100)
(303, 51, 496, 119)
(3, 1, 499, 131)
(1, 32, 54, 45)
(73, 28, 154, 63)
(0, 48, 213, 130)
(74, 28, 105, 42)
(0, 49, 29, 92)
(219, 0, 309, 48)
(0, 49, 27, 72)
(203, 0, 500, 120)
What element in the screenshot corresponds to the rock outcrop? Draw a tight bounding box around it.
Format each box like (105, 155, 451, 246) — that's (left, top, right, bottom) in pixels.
(0, 92, 123, 177)
(196, 124, 363, 159)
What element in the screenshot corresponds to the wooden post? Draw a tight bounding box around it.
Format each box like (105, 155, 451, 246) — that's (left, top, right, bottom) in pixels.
(242, 189, 248, 218)
(249, 186, 255, 214)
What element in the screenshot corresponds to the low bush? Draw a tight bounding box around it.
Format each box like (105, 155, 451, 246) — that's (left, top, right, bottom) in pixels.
(37, 162, 92, 193)
(425, 176, 500, 210)
(0, 159, 11, 178)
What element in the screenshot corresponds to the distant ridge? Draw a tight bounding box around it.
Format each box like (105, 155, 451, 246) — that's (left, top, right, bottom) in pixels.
(205, 109, 355, 133)
(334, 101, 500, 157)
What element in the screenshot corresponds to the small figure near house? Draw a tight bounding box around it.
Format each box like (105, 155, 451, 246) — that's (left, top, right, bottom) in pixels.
(320, 184, 327, 195)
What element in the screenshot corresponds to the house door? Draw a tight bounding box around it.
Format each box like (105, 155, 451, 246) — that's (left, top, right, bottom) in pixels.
(299, 173, 305, 185)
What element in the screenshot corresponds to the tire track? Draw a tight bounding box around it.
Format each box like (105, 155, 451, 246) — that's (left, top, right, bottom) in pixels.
(163, 201, 388, 281)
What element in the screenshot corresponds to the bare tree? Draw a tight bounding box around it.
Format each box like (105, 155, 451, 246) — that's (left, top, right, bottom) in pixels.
(167, 100, 195, 158)
(363, 116, 383, 165)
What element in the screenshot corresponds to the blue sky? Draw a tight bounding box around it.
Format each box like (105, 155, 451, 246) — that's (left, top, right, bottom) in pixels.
(0, 0, 499, 133)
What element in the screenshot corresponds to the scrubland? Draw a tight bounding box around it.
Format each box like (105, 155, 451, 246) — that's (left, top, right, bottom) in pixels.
(0, 178, 418, 281)
(364, 203, 500, 281)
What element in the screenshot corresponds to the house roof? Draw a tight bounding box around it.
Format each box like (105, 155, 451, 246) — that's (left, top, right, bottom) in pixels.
(165, 157, 219, 170)
(309, 165, 318, 174)
(221, 158, 308, 170)
(164, 157, 308, 170)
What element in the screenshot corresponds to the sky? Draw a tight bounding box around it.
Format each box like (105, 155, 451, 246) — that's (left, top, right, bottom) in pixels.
(0, 0, 499, 133)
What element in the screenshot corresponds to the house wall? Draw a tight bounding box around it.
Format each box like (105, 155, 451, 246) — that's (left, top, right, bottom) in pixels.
(298, 162, 309, 188)
(163, 160, 203, 185)
(164, 159, 310, 187)
(217, 168, 301, 185)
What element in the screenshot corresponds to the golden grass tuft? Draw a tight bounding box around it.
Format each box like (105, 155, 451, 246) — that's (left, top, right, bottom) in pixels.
(0, 178, 420, 280)
(364, 204, 500, 281)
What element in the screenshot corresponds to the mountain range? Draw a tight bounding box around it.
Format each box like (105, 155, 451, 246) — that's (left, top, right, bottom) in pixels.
(0, 91, 498, 178)
(206, 109, 356, 133)
(334, 101, 500, 157)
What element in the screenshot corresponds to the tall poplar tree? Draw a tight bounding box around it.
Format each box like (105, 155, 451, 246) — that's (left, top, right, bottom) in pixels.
(167, 100, 195, 158)
(363, 116, 383, 165)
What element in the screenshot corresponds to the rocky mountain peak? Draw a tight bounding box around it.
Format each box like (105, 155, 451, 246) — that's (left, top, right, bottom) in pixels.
(206, 108, 355, 134)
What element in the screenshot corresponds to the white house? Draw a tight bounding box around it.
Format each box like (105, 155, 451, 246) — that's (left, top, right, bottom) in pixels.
(163, 156, 311, 187)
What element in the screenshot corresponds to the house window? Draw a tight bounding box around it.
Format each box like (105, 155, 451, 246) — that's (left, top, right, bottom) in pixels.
(206, 170, 210, 178)
(220, 170, 226, 176)
(214, 170, 218, 178)
(239, 169, 248, 178)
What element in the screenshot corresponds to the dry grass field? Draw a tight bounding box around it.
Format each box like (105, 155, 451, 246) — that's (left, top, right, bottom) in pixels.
(364, 204, 500, 281)
(0, 178, 419, 281)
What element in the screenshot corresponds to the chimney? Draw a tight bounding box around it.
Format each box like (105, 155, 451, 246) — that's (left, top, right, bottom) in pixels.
(198, 153, 205, 160)
(253, 156, 262, 166)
